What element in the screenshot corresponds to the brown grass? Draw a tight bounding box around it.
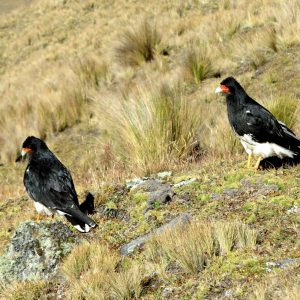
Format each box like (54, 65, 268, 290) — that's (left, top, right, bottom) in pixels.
(96, 81, 203, 174)
(145, 220, 257, 275)
(115, 19, 162, 66)
(0, 0, 300, 168)
(62, 242, 144, 300)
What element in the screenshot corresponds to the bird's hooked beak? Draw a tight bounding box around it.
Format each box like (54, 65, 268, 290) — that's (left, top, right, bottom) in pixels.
(215, 84, 230, 94)
(21, 148, 33, 157)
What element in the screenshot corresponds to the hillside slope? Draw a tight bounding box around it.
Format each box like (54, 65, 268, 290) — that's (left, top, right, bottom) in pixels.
(0, 0, 300, 299)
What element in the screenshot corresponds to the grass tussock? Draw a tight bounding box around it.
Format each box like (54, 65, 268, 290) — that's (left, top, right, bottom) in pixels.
(71, 54, 111, 88)
(145, 220, 257, 275)
(115, 20, 162, 66)
(264, 94, 298, 130)
(183, 43, 215, 84)
(98, 81, 203, 174)
(62, 241, 144, 300)
(0, 280, 50, 300)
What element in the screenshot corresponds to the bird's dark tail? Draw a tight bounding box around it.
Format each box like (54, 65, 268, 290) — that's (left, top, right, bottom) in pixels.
(64, 207, 97, 233)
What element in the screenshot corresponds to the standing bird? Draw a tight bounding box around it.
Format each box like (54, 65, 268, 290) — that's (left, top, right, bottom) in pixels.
(215, 77, 300, 169)
(21, 136, 97, 232)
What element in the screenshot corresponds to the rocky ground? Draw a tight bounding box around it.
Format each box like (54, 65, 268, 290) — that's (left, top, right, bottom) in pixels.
(0, 160, 299, 299)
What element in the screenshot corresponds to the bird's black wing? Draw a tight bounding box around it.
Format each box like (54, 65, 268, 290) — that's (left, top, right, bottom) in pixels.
(24, 155, 79, 210)
(24, 154, 96, 229)
(238, 104, 300, 150)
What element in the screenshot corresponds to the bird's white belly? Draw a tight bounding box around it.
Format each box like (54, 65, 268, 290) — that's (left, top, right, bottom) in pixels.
(34, 201, 55, 216)
(240, 134, 295, 159)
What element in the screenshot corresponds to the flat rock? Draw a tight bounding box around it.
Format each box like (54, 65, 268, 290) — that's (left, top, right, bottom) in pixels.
(120, 213, 191, 256)
(211, 179, 279, 201)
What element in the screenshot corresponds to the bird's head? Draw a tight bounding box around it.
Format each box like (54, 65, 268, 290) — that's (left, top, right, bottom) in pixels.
(215, 77, 242, 95)
(21, 136, 48, 157)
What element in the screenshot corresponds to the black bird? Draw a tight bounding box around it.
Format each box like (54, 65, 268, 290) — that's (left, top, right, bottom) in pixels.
(21, 136, 97, 232)
(215, 77, 300, 169)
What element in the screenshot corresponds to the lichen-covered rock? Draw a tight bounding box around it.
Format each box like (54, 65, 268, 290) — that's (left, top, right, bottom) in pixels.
(0, 220, 77, 283)
(131, 179, 175, 211)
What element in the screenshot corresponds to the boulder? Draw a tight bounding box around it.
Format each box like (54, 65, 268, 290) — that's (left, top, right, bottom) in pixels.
(0, 220, 77, 283)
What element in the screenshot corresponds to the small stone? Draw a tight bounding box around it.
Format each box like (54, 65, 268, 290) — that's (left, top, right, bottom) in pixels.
(287, 205, 300, 214)
(156, 171, 172, 179)
(173, 178, 197, 188)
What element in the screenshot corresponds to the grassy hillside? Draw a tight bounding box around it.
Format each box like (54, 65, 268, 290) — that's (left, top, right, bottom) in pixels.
(0, 0, 300, 299)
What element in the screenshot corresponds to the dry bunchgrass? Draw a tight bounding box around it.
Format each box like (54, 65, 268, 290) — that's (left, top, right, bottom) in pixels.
(183, 43, 215, 84)
(263, 94, 298, 130)
(97, 81, 203, 174)
(145, 220, 257, 275)
(0, 280, 50, 300)
(1, 0, 300, 168)
(115, 20, 162, 66)
(62, 241, 144, 300)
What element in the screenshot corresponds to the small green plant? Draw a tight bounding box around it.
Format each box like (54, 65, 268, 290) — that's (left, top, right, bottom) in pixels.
(115, 20, 162, 66)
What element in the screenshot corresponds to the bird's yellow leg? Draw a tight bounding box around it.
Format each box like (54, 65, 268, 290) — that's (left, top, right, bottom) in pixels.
(254, 156, 262, 170)
(36, 213, 43, 221)
(247, 153, 252, 168)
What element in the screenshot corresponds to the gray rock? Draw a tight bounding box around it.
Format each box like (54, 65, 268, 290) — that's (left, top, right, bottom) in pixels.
(211, 179, 279, 201)
(265, 258, 300, 272)
(173, 178, 197, 188)
(156, 171, 172, 179)
(287, 205, 300, 214)
(0, 220, 77, 283)
(133, 179, 164, 193)
(131, 179, 175, 211)
(120, 213, 191, 256)
(146, 184, 175, 211)
(125, 177, 150, 189)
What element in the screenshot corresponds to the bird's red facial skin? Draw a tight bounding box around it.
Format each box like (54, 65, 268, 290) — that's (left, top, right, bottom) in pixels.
(220, 84, 230, 93)
(22, 147, 33, 154)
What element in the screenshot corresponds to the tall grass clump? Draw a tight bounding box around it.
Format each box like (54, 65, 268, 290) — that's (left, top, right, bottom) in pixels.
(184, 43, 214, 84)
(145, 220, 257, 275)
(264, 95, 298, 130)
(0, 280, 50, 300)
(115, 20, 162, 66)
(70, 54, 110, 88)
(62, 242, 144, 300)
(98, 82, 202, 174)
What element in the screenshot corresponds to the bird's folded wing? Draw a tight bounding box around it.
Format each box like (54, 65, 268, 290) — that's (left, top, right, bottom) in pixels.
(24, 163, 79, 210)
(243, 107, 300, 149)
